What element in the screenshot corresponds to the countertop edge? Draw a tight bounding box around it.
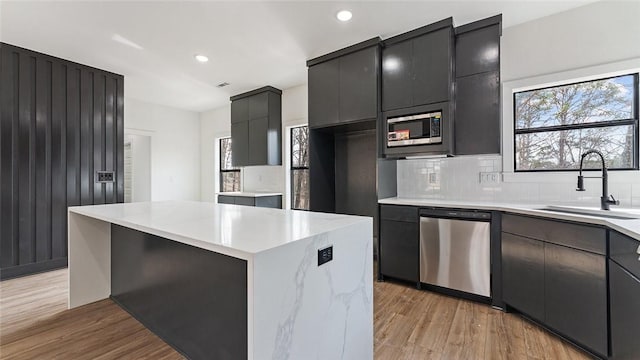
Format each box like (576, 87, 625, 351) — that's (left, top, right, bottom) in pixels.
(378, 197, 640, 243)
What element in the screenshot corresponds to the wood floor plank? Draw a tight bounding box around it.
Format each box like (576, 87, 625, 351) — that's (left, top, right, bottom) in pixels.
(0, 268, 593, 359)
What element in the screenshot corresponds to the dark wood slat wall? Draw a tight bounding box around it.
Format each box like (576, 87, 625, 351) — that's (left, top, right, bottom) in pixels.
(0, 43, 124, 280)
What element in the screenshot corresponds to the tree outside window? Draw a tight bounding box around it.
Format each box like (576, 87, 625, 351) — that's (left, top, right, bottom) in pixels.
(220, 137, 241, 192)
(514, 74, 638, 171)
(291, 126, 309, 210)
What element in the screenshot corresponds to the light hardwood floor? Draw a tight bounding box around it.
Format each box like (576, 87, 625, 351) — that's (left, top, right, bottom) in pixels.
(1, 268, 591, 359)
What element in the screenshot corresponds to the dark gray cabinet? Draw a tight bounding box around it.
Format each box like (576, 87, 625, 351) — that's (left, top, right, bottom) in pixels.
(0, 43, 124, 280)
(379, 205, 419, 283)
(454, 71, 500, 155)
(382, 22, 453, 112)
(217, 194, 282, 209)
(544, 242, 607, 355)
(609, 231, 640, 359)
(230, 86, 281, 167)
(610, 260, 640, 360)
(501, 214, 608, 357)
(454, 16, 502, 155)
(501, 232, 545, 321)
(308, 58, 340, 128)
(307, 38, 380, 129)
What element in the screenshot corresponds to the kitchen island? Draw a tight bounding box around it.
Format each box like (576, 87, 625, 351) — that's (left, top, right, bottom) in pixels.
(68, 201, 373, 360)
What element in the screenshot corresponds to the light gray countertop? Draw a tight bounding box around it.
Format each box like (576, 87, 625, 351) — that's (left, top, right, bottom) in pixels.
(379, 197, 640, 243)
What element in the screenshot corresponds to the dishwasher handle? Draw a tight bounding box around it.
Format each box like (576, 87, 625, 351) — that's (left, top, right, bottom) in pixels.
(419, 208, 491, 221)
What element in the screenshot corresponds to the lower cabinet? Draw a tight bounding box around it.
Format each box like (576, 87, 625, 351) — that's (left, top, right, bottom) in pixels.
(610, 230, 640, 359)
(379, 205, 419, 283)
(610, 260, 640, 360)
(544, 243, 607, 356)
(501, 233, 545, 321)
(501, 214, 608, 358)
(217, 195, 282, 209)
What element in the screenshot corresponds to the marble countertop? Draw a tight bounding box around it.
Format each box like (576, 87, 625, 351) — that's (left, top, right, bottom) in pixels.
(379, 197, 640, 243)
(218, 191, 283, 197)
(69, 201, 370, 259)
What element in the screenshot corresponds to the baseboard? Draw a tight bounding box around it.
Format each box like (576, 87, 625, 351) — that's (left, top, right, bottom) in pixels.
(0, 258, 68, 281)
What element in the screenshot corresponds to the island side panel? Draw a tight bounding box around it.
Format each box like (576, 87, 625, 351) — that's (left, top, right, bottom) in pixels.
(68, 211, 111, 308)
(252, 219, 373, 360)
(110, 224, 248, 360)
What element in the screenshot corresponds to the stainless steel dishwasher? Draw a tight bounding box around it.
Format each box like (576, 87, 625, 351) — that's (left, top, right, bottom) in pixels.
(419, 208, 491, 298)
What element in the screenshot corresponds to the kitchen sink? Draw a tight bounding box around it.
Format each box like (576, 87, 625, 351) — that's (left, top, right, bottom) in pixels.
(536, 206, 640, 220)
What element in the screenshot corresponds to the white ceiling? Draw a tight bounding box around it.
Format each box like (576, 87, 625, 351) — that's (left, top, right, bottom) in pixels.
(1, 1, 595, 113)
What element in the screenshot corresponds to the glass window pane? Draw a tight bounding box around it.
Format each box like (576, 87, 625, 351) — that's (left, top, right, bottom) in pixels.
(292, 169, 309, 210)
(515, 74, 635, 129)
(221, 171, 241, 192)
(220, 137, 236, 171)
(515, 125, 635, 170)
(291, 126, 309, 168)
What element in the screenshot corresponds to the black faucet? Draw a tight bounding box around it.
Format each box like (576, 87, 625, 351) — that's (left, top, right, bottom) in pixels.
(576, 149, 619, 210)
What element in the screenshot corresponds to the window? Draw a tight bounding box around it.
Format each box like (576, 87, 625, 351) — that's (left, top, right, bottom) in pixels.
(291, 126, 309, 210)
(220, 137, 241, 192)
(514, 74, 638, 171)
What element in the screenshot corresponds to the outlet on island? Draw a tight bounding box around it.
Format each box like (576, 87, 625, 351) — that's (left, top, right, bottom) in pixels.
(318, 246, 333, 266)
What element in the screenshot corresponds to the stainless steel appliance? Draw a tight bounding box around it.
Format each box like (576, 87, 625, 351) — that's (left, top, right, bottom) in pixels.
(419, 209, 491, 297)
(387, 111, 442, 147)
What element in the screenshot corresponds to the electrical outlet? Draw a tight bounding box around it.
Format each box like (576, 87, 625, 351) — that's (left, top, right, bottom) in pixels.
(96, 171, 115, 183)
(479, 172, 501, 184)
(318, 246, 333, 266)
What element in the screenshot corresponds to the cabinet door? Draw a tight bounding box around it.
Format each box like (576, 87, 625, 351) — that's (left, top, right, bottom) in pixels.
(248, 117, 268, 166)
(308, 58, 340, 128)
(248, 92, 269, 120)
(412, 28, 452, 106)
(454, 71, 500, 155)
(501, 232, 545, 321)
(610, 260, 640, 360)
(455, 24, 500, 77)
(544, 243, 607, 357)
(339, 47, 378, 123)
(231, 121, 249, 167)
(380, 219, 419, 283)
(231, 97, 249, 124)
(381, 40, 413, 111)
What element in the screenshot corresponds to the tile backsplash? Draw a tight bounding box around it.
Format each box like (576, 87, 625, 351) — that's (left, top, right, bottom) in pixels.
(397, 155, 640, 208)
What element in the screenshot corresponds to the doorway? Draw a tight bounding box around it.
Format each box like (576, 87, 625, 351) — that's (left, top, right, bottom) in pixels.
(124, 134, 151, 202)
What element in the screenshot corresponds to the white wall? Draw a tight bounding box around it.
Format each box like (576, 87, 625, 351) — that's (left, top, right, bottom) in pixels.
(125, 98, 201, 201)
(199, 84, 308, 206)
(397, 1, 640, 208)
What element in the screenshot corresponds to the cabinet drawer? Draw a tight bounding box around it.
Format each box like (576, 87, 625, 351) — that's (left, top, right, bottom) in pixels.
(610, 231, 640, 279)
(218, 195, 235, 204)
(502, 214, 606, 255)
(234, 197, 255, 206)
(380, 205, 418, 222)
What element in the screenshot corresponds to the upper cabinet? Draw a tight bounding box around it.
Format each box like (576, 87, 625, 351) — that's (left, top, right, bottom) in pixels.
(382, 19, 454, 112)
(307, 38, 380, 129)
(230, 86, 282, 167)
(454, 15, 502, 155)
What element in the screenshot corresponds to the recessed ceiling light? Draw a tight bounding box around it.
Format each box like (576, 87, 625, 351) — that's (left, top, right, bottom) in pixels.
(195, 54, 209, 63)
(336, 10, 352, 22)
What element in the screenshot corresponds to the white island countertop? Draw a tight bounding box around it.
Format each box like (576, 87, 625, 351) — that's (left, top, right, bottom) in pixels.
(379, 197, 640, 242)
(69, 200, 369, 260)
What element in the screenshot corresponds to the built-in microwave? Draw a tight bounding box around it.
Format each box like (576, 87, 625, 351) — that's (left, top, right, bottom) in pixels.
(387, 111, 442, 147)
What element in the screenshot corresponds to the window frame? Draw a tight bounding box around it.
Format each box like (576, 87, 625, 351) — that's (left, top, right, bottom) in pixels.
(290, 125, 309, 210)
(512, 73, 640, 172)
(219, 137, 241, 192)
